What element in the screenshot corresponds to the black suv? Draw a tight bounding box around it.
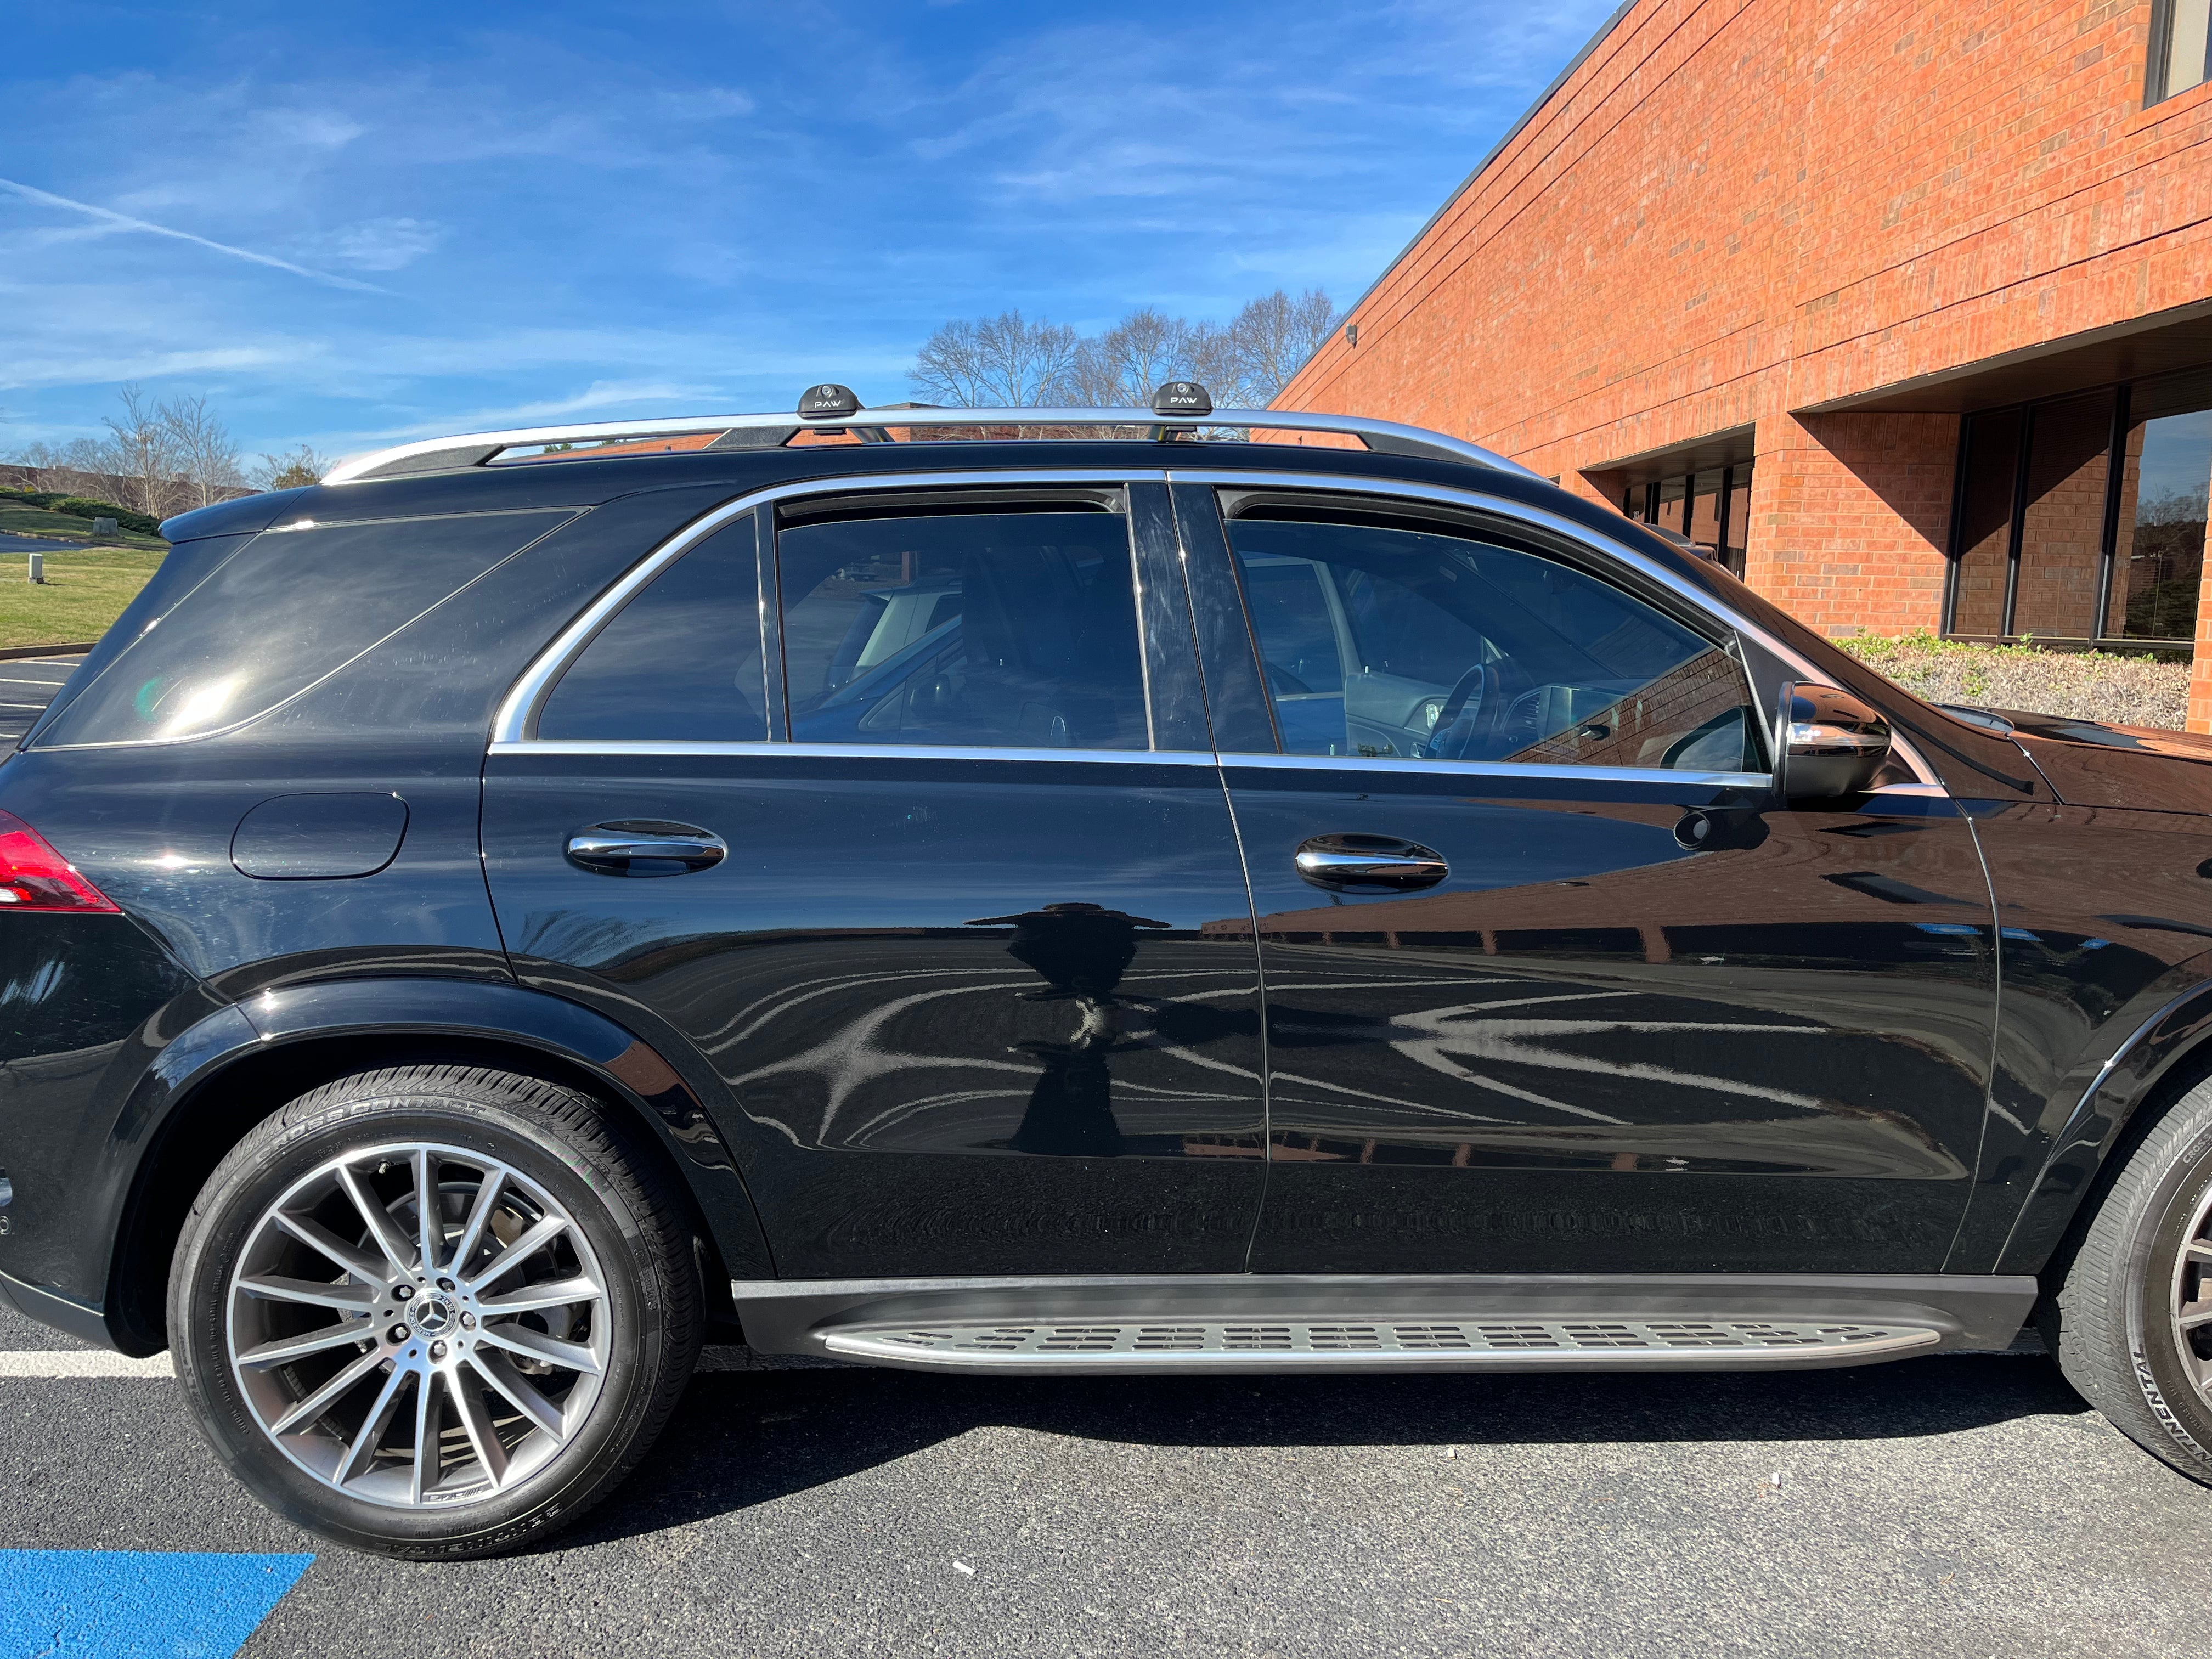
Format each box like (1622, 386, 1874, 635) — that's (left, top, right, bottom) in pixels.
(9, 389, 2212, 1558)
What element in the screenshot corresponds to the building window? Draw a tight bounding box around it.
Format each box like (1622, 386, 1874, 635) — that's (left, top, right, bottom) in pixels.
(2114, 396, 2212, 641)
(2149, 0, 2211, 104)
(1944, 366, 2212, 652)
(1623, 460, 1753, 578)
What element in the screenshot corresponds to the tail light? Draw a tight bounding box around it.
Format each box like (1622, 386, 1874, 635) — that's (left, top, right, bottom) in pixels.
(0, 810, 119, 913)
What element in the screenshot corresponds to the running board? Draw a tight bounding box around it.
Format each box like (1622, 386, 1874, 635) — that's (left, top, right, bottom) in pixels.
(729, 1273, 2035, 1375)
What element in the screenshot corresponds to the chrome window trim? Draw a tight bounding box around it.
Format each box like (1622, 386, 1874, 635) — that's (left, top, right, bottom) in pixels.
(1166, 467, 1940, 788)
(325, 408, 1535, 486)
(489, 740, 1218, 766)
(493, 464, 1939, 792)
(1217, 752, 1769, 791)
(493, 469, 1163, 746)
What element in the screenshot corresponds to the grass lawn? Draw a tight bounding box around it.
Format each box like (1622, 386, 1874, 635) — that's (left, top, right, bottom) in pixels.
(0, 504, 167, 549)
(0, 540, 167, 649)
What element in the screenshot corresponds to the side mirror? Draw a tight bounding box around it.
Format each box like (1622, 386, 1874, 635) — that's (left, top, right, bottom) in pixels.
(1778, 682, 1891, 800)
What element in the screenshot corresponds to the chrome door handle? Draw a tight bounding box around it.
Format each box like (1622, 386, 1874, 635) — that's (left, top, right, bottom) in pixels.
(1295, 834, 1449, 893)
(565, 821, 726, 876)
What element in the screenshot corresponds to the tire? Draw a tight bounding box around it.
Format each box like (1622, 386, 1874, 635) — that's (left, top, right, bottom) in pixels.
(167, 1064, 701, 1558)
(2045, 1073, 2212, 1486)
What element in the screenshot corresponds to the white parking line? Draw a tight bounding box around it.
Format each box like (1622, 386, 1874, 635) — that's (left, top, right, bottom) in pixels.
(0, 1350, 174, 1378)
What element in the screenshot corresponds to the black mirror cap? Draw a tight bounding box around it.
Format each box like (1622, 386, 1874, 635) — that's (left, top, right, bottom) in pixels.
(1779, 682, 1892, 800)
(1151, 381, 1212, 417)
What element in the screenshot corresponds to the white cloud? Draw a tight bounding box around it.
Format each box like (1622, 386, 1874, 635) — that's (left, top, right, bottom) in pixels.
(258, 109, 368, 150)
(293, 217, 445, 272)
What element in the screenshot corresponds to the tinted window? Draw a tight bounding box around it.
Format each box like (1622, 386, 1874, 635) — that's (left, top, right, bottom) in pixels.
(538, 516, 765, 741)
(1229, 514, 1758, 771)
(780, 509, 1148, 750)
(40, 510, 574, 747)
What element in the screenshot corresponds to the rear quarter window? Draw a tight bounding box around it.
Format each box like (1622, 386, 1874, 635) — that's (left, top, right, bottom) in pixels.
(36, 509, 578, 747)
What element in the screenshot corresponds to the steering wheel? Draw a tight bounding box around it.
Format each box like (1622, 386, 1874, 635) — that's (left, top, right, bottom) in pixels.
(1424, 663, 1489, 759)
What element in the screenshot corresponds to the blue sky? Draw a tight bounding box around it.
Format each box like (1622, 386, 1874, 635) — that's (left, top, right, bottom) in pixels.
(1, 1, 1615, 467)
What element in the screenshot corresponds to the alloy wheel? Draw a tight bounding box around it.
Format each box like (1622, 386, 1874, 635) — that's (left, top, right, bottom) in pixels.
(224, 1141, 612, 1510)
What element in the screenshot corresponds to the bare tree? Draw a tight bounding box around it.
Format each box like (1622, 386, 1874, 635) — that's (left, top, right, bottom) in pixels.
(911, 309, 1084, 407)
(1071, 308, 1191, 408)
(250, 444, 331, 490)
(1180, 319, 1248, 405)
(1227, 289, 1340, 404)
(163, 394, 248, 509)
(100, 385, 188, 517)
(908, 289, 1336, 413)
(9, 437, 114, 497)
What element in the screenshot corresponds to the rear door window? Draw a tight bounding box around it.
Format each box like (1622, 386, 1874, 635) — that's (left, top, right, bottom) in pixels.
(778, 505, 1149, 750)
(37, 509, 576, 747)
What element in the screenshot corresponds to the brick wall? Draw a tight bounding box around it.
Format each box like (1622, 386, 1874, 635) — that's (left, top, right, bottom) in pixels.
(1276, 0, 2212, 639)
(1744, 411, 1961, 634)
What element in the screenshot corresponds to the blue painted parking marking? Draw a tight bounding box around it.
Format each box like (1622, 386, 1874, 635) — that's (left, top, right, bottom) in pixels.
(0, 1551, 312, 1658)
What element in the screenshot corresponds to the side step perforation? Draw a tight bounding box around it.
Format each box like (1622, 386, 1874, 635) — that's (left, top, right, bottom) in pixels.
(821, 1316, 1938, 1370)
(729, 1273, 2041, 1375)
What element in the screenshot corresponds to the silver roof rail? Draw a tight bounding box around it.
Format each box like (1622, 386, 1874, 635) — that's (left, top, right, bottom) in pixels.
(320, 405, 1538, 486)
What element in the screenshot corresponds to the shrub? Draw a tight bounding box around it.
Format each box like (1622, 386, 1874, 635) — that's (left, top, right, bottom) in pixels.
(0, 487, 69, 510)
(51, 496, 162, 537)
(1836, 630, 2188, 731)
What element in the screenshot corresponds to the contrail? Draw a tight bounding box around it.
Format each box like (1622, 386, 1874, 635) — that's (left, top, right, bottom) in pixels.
(0, 176, 385, 294)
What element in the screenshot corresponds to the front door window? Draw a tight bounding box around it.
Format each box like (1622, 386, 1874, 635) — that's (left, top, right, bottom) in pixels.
(1229, 514, 1760, 773)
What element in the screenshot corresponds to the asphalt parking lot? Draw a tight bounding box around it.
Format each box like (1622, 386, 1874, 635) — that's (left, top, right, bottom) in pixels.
(0, 652, 80, 752)
(3, 1301, 2210, 1658)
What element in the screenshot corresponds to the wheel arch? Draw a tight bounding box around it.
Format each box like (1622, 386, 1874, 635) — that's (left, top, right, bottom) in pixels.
(104, 978, 774, 1355)
(1997, 981, 2212, 1283)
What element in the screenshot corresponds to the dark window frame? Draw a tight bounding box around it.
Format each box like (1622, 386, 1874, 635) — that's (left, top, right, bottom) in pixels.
(1621, 460, 1753, 578)
(1940, 369, 2210, 654)
(2147, 0, 2212, 106)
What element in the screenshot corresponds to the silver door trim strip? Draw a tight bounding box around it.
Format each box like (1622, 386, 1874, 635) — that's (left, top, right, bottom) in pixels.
(491, 469, 1166, 744)
(489, 740, 1220, 766)
(1216, 752, 1770, 790)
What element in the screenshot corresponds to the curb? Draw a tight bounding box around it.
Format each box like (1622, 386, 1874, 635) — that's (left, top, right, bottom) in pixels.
(0, 642, 95, 661)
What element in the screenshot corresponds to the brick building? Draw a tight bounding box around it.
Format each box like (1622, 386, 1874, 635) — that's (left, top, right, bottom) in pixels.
(1273, 0, 2212, 723)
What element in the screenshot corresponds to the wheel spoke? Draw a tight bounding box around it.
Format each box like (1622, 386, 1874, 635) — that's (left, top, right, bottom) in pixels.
(273, 1212, 384, 1283)
(477, 1277, 605, 1316)
(451, 1363, 512, 1487)
(476, 1321, 602, 1376)
(2177, 1305, 2212, 1332)
(469, 1350, 568, 1441)
(410, 1367, 442, 1504)
(463, 1215, 567, 1294)
(269, 1347, 388, 1436)
(446, 1169, 507, 1279)
(236, 1322, 374, 1369)
(336, 1364, 412, 1487)
(2188, 1240, 2212, 1266)
(413, 1149, 441, 1283)
(238, 1275, 377, 1313)
(229, 1138, 611, 1510)
(338, 1164, 419, 1278)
